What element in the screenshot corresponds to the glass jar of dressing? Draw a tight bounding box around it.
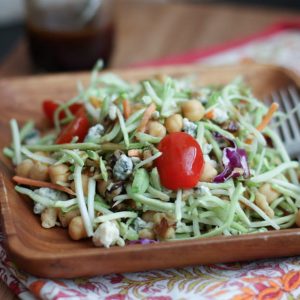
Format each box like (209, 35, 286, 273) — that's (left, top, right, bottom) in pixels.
(25, 0, 115, 71)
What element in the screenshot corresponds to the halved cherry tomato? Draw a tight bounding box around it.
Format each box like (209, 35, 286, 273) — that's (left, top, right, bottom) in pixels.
(42, 100, 83, 125)
(155, 132, 204, 190)
(56, 109, 89, 144)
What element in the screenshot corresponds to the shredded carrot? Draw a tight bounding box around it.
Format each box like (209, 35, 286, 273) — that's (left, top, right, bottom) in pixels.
(245, 102, 279, 144)
(137, 103, 156, 133)
(128, 149, 142, 157)
(204, 110, 215, 119)
(256, 103, 279, 132)
(13, 176, 76, 196)
(122, 99, 131, 120)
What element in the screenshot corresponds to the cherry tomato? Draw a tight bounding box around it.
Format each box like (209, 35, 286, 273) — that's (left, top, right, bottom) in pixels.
(56, 109, 89, 144)
(155, 132, 204, 190)
(42, 100, 83, 125)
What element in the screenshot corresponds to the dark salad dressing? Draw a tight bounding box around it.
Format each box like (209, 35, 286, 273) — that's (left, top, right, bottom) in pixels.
(26, 4, 114, 71)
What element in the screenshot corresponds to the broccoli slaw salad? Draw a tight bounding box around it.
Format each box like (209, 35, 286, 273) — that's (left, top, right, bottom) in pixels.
(3, 63, 300, 248)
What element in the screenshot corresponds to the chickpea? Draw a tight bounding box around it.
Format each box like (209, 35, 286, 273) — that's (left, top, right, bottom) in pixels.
(139, 228, 155, 240)
(255, 192, 274, 218)
(165, 114, 183, 133)
(68, 216, 87, 240)
(71, 174, 89, 196)
(259, 183, 280, 204)
(97, 180, 109, 197)
(143, 149, 153, 168)
(148, 121, 166, 138)
(29, 162, 49, 181)
(296, 210, 300, 227)
(154, 73, 167, 83)
(181, 100, 205, 122)
(41, 207, 57, 229)
(97, 180, 122, 201)
(15, 159, 34, 177)
(49, 164, 70, 185)
(58, 208, 80, 228)
(142, 210, 156, 223)
(163, 227, 175, 240)
(200, 162, 218, 182)
(153, 212, 176, 226)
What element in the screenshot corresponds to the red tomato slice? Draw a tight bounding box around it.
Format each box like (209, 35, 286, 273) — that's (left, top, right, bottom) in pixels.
(42, 100, 83, 125)
(155, 132, 204, 190)
(42, 100, 65, 124)
(56, 109, 89, 144)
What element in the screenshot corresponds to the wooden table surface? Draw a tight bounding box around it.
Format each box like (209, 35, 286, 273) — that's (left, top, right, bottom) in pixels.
(0, 1, 299, 298)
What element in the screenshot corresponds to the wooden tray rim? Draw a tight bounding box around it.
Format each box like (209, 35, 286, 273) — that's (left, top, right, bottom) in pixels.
(1, 63, 300, 278)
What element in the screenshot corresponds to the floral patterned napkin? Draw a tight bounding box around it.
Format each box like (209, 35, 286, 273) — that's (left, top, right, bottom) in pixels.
(2, 22, 300, 300)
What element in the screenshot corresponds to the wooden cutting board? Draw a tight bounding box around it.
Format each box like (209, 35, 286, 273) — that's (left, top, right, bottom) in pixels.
(0, 63, 299, 278)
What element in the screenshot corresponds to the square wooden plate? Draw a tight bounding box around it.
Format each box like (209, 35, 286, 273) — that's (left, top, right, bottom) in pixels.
(0, 64, 300, 278)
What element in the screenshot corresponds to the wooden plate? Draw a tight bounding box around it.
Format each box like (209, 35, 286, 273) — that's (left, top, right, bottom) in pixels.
(0, 64, 299, 278)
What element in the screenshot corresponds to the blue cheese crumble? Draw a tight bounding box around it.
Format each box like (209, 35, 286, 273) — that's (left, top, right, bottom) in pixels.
(183, 118, 197, 137)
(212, 108, 229, 124)
(113, 154, 133, 180)
(84, 124, 104, 142)
(33, 187, 68, 214)
(93, 221, 120, 248)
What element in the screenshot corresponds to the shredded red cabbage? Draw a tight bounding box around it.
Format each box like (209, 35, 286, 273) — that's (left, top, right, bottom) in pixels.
(214, 147, 250, 183)
(129, 239, 157, 245)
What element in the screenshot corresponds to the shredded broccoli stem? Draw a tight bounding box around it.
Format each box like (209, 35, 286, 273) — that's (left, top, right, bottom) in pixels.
(87, 178, 96, 222)
(130, 192, 174, 212)
(20, 121, 35, 142)
(15, 186, 54, 206)
(116, 108, 129, 148)
(10, 119, 22, 165)
(135, 132, 162, 144)
(21, 147, 56, 164)
(61, 149, 85, 166)
(175, 189, 183, 224)
(147, 185, 170, 201)
(94, 211, 137, 223)
(74, 164, 93, 237)
(100, 124, 120, 143)
(251, 161, 299, 183)
(135, 152, 162, 169)
(3, 147, 14, 158)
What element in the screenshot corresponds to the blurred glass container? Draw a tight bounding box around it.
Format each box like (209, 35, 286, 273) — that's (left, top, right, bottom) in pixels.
(25, 0, 115, 71)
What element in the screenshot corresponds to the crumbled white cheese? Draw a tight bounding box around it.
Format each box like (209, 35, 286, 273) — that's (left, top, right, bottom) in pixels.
(195, 185, 211, 196)
(212, 108, 229, 124)
(33, 203, 46, 214)
(33, 188, 67, 214)
(35, 187, 68, 201)
(108, 104, 117, 120)
(202, 143, 213, 155)
(113, 154, 133, 180)
(134, 217, 152, 231)
(93, 221, 120, 248)
(84, 124, 104, 142)
(183, 118, 197, 137)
